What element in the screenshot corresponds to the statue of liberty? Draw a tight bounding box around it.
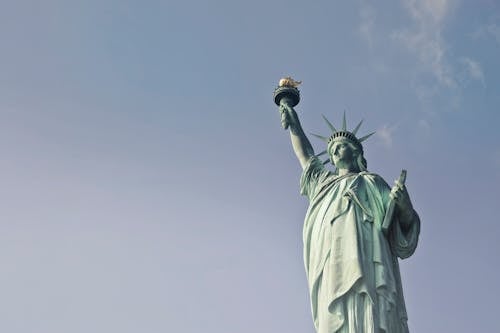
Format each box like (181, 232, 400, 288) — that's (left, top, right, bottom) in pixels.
(274, 78, 420, 333)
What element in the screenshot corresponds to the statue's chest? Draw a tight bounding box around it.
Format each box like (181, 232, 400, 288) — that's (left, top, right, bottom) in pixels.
(315, 179, 353, 225)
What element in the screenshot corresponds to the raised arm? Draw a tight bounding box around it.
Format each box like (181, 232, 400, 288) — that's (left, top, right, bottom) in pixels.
(279, 100, 315, 169)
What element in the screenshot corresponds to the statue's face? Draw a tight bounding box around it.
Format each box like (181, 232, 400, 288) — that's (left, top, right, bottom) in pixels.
(330, 140, 356, 168)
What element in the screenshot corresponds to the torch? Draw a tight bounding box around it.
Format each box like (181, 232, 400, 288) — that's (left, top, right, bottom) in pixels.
(273, 77, 301, 108)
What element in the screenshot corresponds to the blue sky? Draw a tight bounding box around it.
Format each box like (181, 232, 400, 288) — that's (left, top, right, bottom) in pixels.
(1, 1, 499, 332)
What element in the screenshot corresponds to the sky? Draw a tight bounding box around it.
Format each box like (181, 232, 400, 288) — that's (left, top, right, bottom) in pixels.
(1, 0, 499, 332)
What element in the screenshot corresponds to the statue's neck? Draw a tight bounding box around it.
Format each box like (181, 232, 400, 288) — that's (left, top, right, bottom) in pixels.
(337, 166, 359, 176)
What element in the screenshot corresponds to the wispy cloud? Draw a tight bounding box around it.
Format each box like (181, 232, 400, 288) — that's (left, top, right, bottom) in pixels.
(417, 119, 432, 138)
(376, 124, 398, 148)
(358, 4, 377, 48)
(459, 57, 485, 85)
(390, 0, 486, 112)
(392, 0, 457, 87)
(471, 22, 500, 45)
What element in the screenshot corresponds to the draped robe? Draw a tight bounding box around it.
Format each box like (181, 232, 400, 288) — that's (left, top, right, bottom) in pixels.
(300, 157, 420, 333)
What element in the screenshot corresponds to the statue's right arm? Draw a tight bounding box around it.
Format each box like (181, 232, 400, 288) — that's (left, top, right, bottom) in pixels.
(279, 102, 315, 169)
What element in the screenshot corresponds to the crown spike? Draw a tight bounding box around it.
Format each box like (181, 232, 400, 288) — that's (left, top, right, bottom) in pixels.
(358, 132, 376, 142)
(342, 111, 347, 131)
(352, 119, 364, 135)
(310, 133, 329, 142)
(321, 114, 337, 133)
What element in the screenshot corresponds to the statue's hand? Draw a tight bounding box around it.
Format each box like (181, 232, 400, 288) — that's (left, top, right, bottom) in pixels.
(390, 183, 414, 220)
(279, 102, 295, 130)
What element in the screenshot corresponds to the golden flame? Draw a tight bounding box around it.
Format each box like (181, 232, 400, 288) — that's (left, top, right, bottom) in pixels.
(279, 77, 302, 88)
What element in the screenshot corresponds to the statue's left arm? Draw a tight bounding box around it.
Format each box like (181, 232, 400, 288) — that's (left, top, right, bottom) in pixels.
(389, 184, 420, 259)
(391, 185, 419, 232)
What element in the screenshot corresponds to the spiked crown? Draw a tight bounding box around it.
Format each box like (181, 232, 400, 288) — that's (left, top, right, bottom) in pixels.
(311, 112, 375, 164)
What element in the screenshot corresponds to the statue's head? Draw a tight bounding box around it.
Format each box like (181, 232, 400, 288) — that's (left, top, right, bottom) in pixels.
(328, 138, 367, 173)
(312, 113, 373, 174)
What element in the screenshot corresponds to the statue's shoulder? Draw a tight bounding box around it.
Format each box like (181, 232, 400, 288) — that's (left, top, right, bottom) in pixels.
(357, 172, 390, 189)
(358, 171, 381, 179)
